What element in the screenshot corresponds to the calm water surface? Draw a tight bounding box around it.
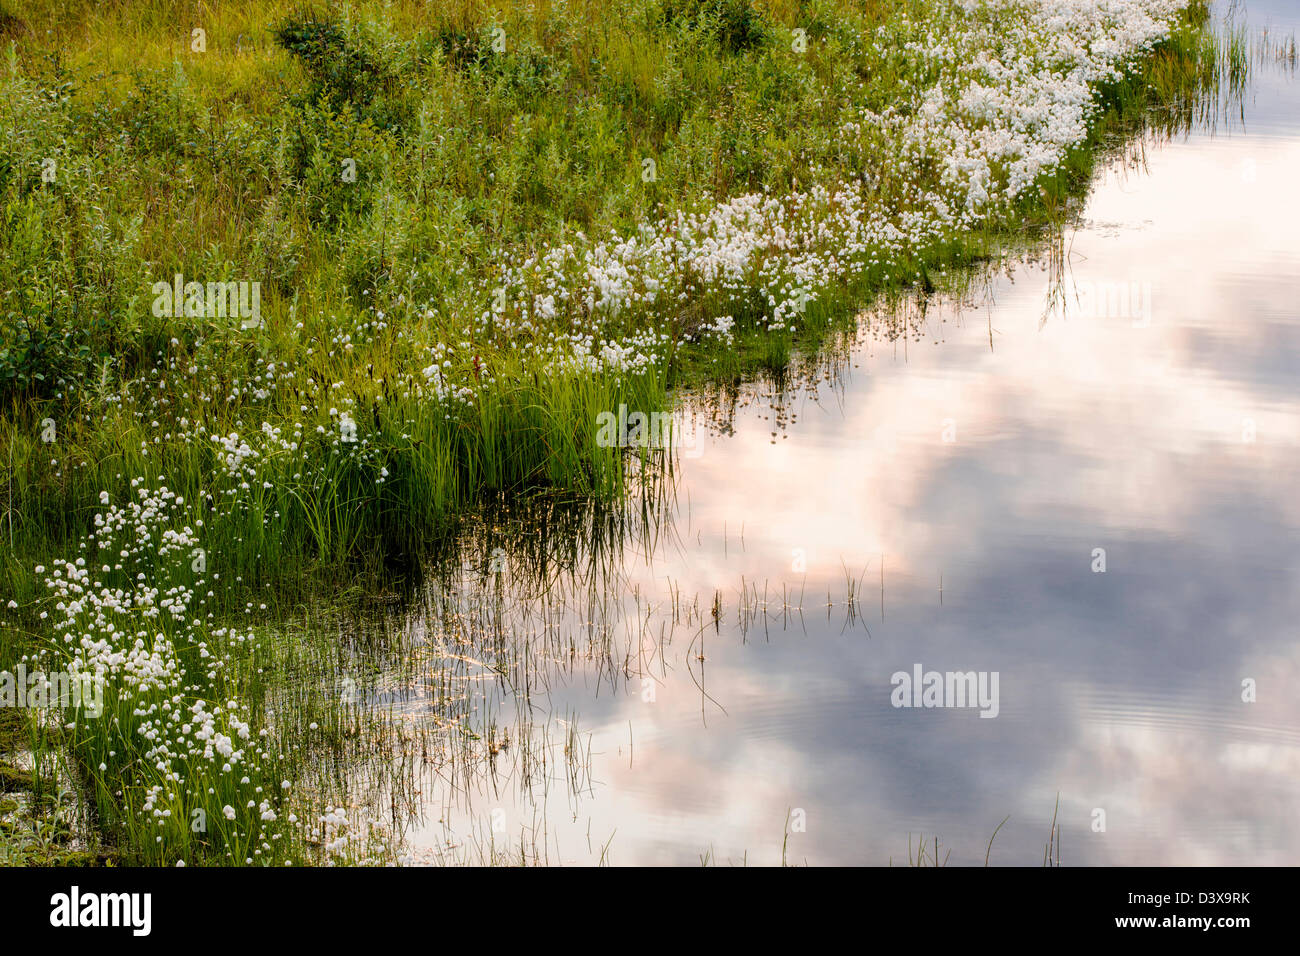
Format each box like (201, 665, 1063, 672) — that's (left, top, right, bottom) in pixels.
(350, 3, 1300, 865)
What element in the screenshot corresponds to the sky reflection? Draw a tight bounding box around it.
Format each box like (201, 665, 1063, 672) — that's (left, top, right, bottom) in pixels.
(387, 4, 1300, 866)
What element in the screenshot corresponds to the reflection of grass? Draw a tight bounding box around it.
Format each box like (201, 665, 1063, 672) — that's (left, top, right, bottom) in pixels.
(890, 803, 1055, 867)
(0, 708, 106, 865)
(236, 487, 671, 865)
(695, 813, 1025, 866)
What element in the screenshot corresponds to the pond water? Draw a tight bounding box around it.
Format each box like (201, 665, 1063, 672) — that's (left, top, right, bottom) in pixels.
(345, 2, 1300, 866)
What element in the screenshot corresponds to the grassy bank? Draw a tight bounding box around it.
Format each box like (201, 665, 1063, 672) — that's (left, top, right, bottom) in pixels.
(0, 0, 1224, 600)
(0, 0, 1238, 864)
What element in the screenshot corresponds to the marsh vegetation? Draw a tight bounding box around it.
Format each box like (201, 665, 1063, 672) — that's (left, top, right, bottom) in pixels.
(0, 0, 1271, 865)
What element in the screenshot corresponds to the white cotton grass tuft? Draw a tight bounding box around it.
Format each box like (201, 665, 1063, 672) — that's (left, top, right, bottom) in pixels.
(30, 483, 296, 865)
